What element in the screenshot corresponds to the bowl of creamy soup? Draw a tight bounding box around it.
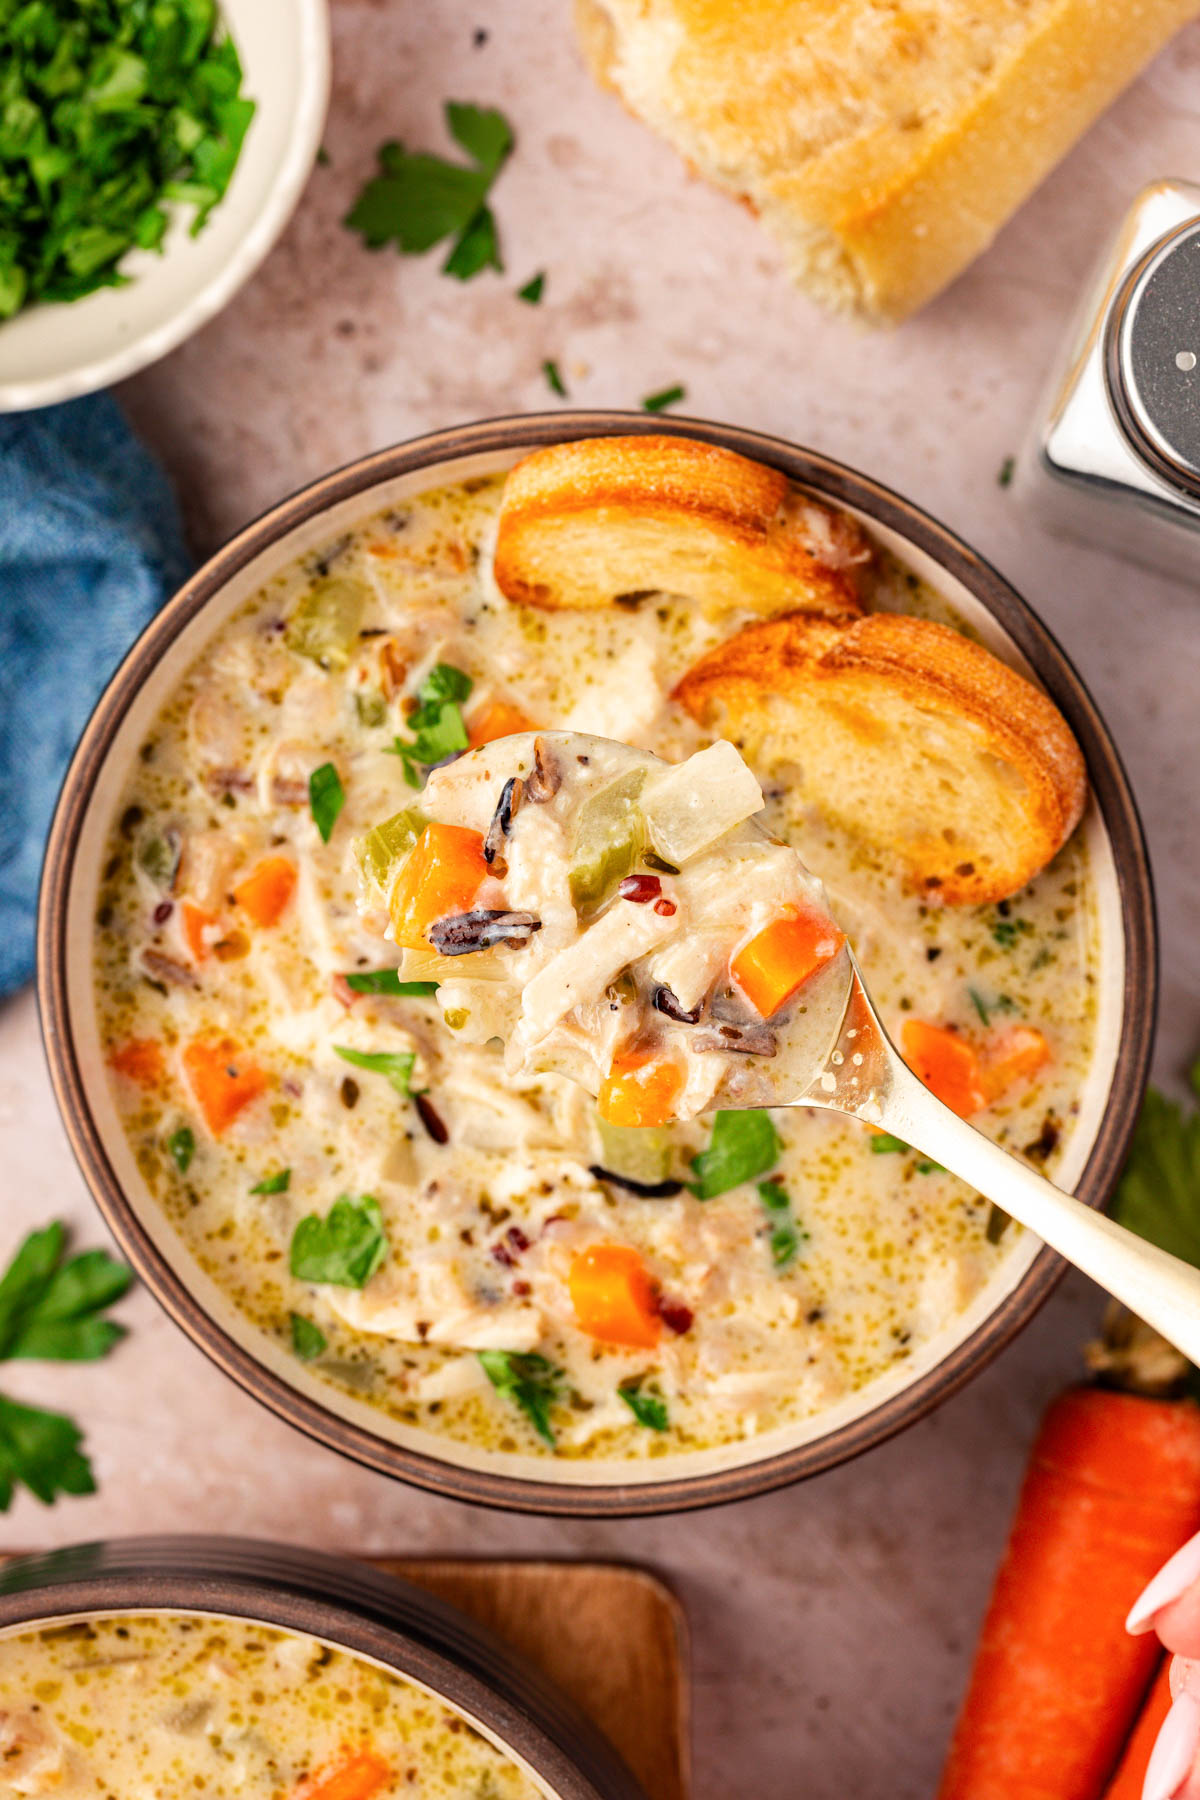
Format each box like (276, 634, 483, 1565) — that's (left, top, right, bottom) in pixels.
(0, 1535, 643, 1799)
(37, 414, 1156, 1514)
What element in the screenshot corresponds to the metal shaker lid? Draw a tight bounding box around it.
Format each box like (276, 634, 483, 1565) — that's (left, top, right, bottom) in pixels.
(1106, 216, 1200, 497)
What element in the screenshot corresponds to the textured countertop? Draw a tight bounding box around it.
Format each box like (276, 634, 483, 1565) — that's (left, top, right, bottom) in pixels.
(3, 5, 1200, 1795)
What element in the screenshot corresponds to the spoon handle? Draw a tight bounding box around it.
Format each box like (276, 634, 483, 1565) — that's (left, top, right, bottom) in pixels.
(878, 1056, 1200, 1364)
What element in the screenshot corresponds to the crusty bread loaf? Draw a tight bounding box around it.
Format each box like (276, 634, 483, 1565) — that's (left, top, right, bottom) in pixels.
(674, 609, 1087, 903)
(577, 0, 1199, 323)
(494, 435, 869, 614)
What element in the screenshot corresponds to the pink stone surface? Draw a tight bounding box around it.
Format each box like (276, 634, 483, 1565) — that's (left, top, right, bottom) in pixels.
(4, 5, 1200, 1794)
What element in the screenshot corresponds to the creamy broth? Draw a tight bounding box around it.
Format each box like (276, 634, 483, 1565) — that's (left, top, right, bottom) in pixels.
(92, 475, 1098, 1460)
(0, 1612, 540, 1797)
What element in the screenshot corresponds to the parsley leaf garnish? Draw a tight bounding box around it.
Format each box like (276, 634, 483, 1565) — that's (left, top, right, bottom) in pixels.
(334, 1045, 416, 1097)
(290, 1312, 327, 1361)
(618, 1379, 669, 1431)
(344, 103, 513, 281)
(870, 1133, 910, 1154)
(991, 916, 1033, 949)
(167, 1125, 195, 1174)
(478, 1349, 560, 1446)
(1111, 1067, 1200, 1268)
(309, 762, 345, 842)
(642, 384, 686, 414)
(387, 663, 473, 788)
(0, 1223, 131, 1509)
(0, 1, 256, 319)
(543, 359, 568, 398)
(690, 1110, 781, 1199)
(250, 1168, 290, 1196)
(290, 1195, 389, 1288)
(757, 1180, 805, 1270)
(517, 271, 545, 303)
(344, 970, 438, 997)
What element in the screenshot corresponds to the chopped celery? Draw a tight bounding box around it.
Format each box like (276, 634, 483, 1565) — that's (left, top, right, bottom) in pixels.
(596, 1118, 672, 1184)
(285, 576, 370, 670)
(136, 828, 181, 890)
(568, 769, 646, 908)
(354, 809, 424, 891)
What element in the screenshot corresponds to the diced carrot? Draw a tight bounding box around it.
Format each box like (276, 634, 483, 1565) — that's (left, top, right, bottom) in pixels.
(569, 1244, 662, 1349)
(1101, 1657, 1173, 1798)
(937, 1388, 1200, 1800)
(598, 1049, 684, 1128)
(902, 1019, 989, 1117)
(983, 1024, 1051, 1101)
(293, 1748, 392, 1800)
(233, 855, 297, 927)
(182, 1037, 268, 1135)
(730, 907, 845, 1019)
(389, 823, 489, 950)
(180, 901, 219, 961)
(467, 701, 538, 748)
(109, 1038, 164, 1088)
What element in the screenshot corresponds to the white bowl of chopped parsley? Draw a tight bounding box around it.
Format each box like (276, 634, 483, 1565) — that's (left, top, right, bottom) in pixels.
(0, 0, 329, 411)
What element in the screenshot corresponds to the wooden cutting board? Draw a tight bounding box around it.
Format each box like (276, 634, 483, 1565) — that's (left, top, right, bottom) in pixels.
(377, 1559, 690, 1800)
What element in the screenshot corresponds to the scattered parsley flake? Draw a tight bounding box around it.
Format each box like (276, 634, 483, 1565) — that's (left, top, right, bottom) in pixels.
(309, 762, 345, 842)
(998, 456, 1016, 488)
(250, 1169, 291, 1196)
(870, 1134, 910, 1155)
(290, 1312, 327, 1361)
(167, 1125, 195, 1174)
(517, 271, 545, 303)
(345, 970, 438, 997)
(690, 1110, 781, 1199)
(618, 1380, 669, 1431)
(478, 1349, 560, 1446)
(642, 384, 686, 414)
(333, 1045, 416, 1097)
(542, 358, 567, 398)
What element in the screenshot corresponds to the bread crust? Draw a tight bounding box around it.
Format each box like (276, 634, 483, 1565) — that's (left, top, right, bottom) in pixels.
(673, 609, 1087, 904)
(578, 0, 1200, 322)
(494, 435, 869, 615)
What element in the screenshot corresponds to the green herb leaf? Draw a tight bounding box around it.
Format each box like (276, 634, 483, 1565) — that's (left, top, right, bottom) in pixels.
(334, 1045, 416, 1097)
(757, 1180, 804, 1270)
(1111, 1084, 1200, 1268)
(991, 916, 1033, 949)
(250, 1168, 291, 1195)
(0, 1225, 132, 1364)
(642, 384, 686, 414)
(0, 2, 256, 319)
(309, 762, 345, 842)
(290, 1195, 389, 1288)
(0, 1396, 95, 1510)
(290, 1312, 327, 1361)
(870, 1134, 910, 1155)
(387, 663, 473, 787)
(543, 358, 567, 398)
(998, 456, 1016, 488)
(517, 271, 545, 303)
(344, 970, 439, 997)
(344, 103, 513, 281)
(478, 1349, 560, 1447)
(167, 1125, 195, 1173)
(690, 1110, 781, 1199)
(618, 1381, 669, 1431)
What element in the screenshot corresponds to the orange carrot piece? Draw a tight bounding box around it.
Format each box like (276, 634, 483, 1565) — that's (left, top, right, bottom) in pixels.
(902, 1019, 989, 1117)
(180, 900, 218, 961)
(937, 1388, 1200, 1800)
(389, 823, 489, 951)
(983, 1024, 1051, 1101)
(182, 1037, 268, 1135)
(569, 1244, 661, 1349)
(730, 907, 845, 1019)
(467, 701, 538, 748)
(1101, 1657, 1173, 1799)
(109, 1038, 164, 1088)
(294, 1748, 392, 1800)
(597, 1049, 684, 1128)
(233, 855, 297, 927)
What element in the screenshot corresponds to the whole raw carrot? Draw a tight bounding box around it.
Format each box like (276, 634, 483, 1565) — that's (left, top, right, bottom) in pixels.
(937, 1386, 1200, 1800)
(1102, 1659, 1174, 1799)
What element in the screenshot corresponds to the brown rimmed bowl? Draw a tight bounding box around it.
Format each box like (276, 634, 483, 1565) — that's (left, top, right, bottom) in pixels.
(37, 412, 1157, 1515)
(0, 1534, 646, 1800)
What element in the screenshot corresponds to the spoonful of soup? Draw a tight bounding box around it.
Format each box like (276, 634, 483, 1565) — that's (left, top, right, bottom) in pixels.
(357, 731, 1200, 1366)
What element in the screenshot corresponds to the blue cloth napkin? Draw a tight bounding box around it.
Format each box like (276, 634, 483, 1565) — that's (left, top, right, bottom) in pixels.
(0, 395, 192, 997)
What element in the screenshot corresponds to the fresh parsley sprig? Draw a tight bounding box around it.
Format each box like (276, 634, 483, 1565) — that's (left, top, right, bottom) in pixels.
(478, 1349, 561, 1446)
(690, 1110, 781, 1199)
(387, 663, 473, 788)
(618, 1378, 669, 1432)
(344, 102, 513, 281)
(0, 1223, 132, 1509)
(334, 1045, 416, 1097)
(290, 1195, 389, 1289)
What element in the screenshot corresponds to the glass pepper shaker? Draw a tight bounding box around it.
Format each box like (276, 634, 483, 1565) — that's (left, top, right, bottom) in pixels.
(1020, 180, 1200, 578)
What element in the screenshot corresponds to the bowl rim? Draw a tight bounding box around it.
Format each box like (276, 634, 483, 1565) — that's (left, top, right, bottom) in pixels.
(0, 1533, 645, 1800)
(36, 410, 1159, 1516)
(0, 0, 331, 413)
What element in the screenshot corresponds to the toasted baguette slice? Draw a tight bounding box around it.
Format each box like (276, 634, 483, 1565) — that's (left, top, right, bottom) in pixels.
(674, 610, 1087, 904)
(493, 435, 869, 615)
